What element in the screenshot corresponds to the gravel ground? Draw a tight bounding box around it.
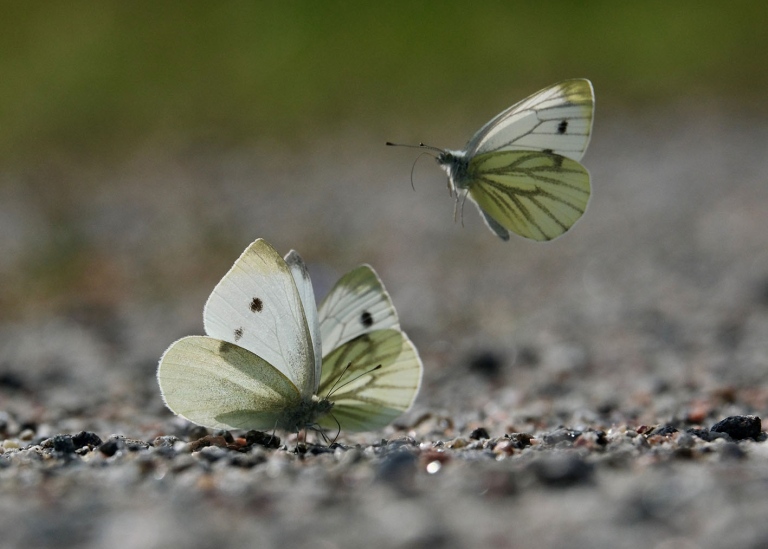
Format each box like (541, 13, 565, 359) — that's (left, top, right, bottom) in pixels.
(2, 109, 768, 549)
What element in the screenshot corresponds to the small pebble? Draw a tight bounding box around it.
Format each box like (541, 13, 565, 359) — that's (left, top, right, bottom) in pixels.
(245, 430, 281, 449)
(710, 415, 762, 441)
(650, 425, 678, 436)
(72, 431, 103, 450)
(99, 439, 123, 457)
(469, 427, 490, 440)
(543, 428, 582, 446)
(504, 433, 534, 449)
(52, 435, 77, 455)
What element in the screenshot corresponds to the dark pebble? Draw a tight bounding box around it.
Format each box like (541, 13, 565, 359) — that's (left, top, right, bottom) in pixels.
(468, 350, 505, 379)
(52, 435, 77, 454)
(686, 428, 713, 442)
(650, 425, 678, 436)
(71, 431, 103, 450)
(469, 427, 490, 440)
(592, 430, 609, 446)
(153, 435, 179, 448)
(0, 372, 26, 391)
(504, 433, 534, 449)
(98, 439, 123, 457)
(383, 437, 418, 452)
(125, 439, 150, 452)
(213, 430, 235, 443)
(187, 425, 209, 441)
(710, 415, 761, 441)
(307, 444, 335, 455)
(19, 420, 37, 433)
(673, 447, 695, 460)
(245, 430, 281, 449)
(188, 435, 230, 452)
(530, 454, 594, 487)
(596, 400, 618, 415)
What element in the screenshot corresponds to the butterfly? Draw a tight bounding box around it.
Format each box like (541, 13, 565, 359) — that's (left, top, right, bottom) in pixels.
(388, 79, 595, 241)
(157, 238, 422, 434)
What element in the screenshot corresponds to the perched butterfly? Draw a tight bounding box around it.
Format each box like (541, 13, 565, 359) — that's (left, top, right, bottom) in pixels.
(157, 238, 422, 433)
(388, 79, 595, 241)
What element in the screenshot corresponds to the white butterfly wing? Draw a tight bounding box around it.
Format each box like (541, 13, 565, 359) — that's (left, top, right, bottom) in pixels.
(157, 336, 303, 431)
(316, 329, 422, 432)
(203, 239, 315, 397)
(318, 265, 400, 356)
(284, 250, 322, 392)
(465, 79, 594, 161)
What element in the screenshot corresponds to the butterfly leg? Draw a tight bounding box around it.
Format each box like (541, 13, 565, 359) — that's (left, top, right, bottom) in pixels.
(459, 190, 469, 228)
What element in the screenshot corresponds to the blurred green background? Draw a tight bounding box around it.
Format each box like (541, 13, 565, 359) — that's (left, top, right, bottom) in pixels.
(2, 2, 766, 164)
(1, 2, 767, 322)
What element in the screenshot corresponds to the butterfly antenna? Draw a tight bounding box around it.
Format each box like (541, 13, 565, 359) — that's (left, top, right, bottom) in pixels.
(324, 361, 354, 399)
(388, 142, 442, 192)
(386, 141, 443, 154)
(327, 364, 383, 399)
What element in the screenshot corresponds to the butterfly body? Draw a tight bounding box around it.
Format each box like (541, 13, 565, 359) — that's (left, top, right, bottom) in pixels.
(276, 395, 334, 433)
(436, 149, 470, 191)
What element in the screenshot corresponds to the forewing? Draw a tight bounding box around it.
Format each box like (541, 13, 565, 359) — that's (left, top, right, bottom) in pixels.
(318, 265, 400, 356)
(157, 336, 302, 431)
(466, 79, 594, 161)
(316, 329, 422, 432)
(284, 250, 322, 391)
(203, 239, 315, 396)
(468, 150, 591, 241)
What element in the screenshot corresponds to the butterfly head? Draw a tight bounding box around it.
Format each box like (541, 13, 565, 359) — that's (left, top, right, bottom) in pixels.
(436, 149, 470, 190)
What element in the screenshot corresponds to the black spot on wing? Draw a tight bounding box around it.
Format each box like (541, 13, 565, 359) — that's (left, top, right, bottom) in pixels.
(360, 311, 374, 328)
(234, 327, 243, 341)
(557, 120, 568, 134)
(250, 297, 263, 313)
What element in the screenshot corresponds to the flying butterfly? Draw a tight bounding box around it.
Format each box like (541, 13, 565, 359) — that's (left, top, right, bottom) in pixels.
(388, 79, 595, 241)
(157, 238, 422, 434)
